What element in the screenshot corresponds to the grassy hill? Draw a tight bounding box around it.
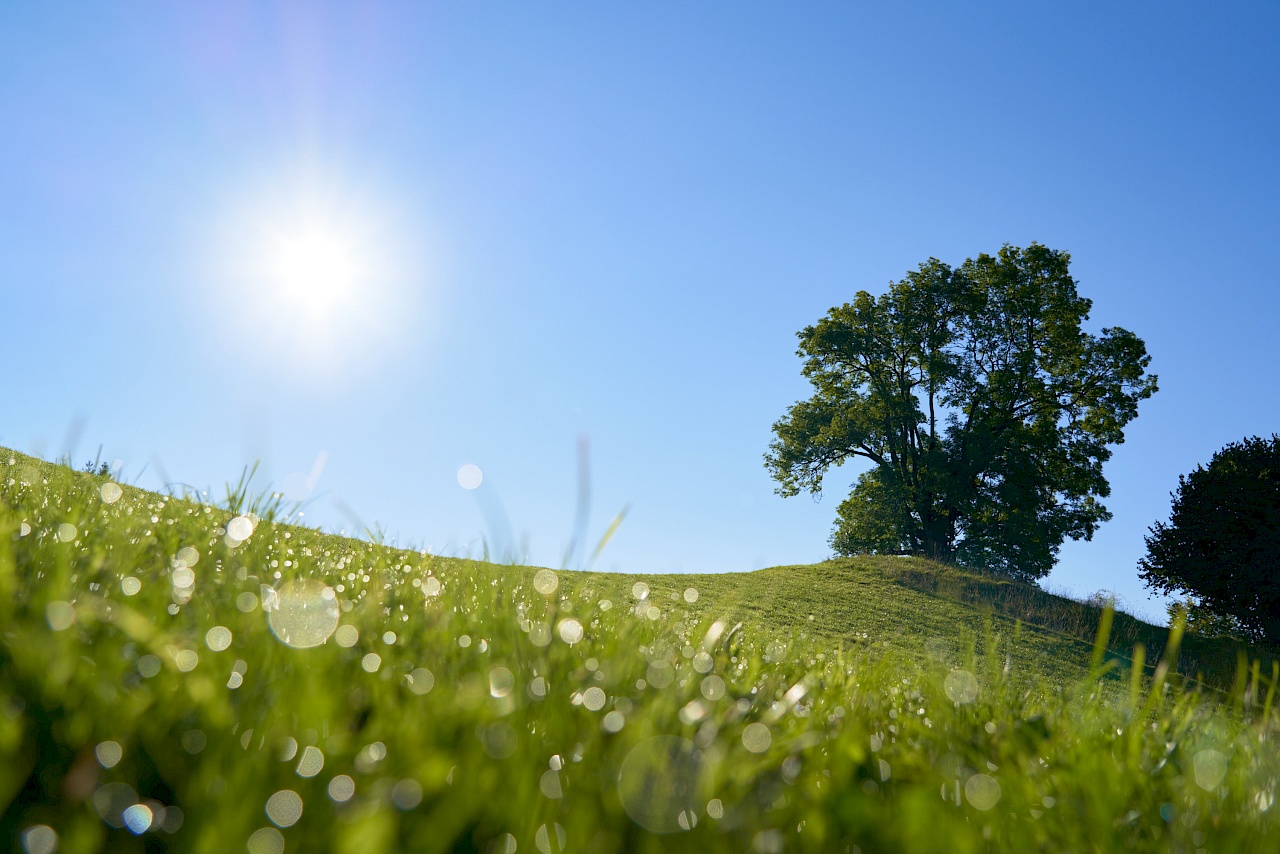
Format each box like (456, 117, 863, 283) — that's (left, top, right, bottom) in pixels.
(2, 449, 1279, 853)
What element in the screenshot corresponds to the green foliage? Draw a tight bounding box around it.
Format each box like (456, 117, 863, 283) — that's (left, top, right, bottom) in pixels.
(766, 244, 1157, 579)
(1141, 435, 1280, 643)
(1167, 599, 1249, 643)
(4, 450, 1280, 853)
(223, 462, 297, 524)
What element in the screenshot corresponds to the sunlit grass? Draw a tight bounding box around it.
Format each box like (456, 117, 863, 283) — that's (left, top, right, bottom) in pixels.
(2, 449, 1278, 852)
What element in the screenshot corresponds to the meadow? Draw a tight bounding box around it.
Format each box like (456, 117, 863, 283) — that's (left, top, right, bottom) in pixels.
(2, 449, 1278, 853)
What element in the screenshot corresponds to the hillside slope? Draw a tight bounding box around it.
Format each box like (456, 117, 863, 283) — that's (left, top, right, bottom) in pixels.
(3, 449, 1279, 853)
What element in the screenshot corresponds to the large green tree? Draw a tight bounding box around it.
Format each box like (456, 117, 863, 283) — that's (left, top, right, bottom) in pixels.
(766, 244, 1157, 580)
(1140, 436, 1280, 643)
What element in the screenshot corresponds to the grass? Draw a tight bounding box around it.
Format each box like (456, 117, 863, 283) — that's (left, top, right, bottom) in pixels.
(2, 448, 1279, 852)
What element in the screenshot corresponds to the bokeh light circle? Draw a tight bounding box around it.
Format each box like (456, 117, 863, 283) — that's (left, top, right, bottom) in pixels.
(617, 736, 704, 833)
(964, 773, 1001, 810)
(533, 569, 559, 595)
(247, 827, 285, 854)
(265, 789, 303, 827)
(1194, 749, 1228, 790)
(457, 464, 483, 490)
(742, 722, 772, 753)
(944, 669, 979, 704)
(267, 579, 340, 649)
(226, 515, 254, 541)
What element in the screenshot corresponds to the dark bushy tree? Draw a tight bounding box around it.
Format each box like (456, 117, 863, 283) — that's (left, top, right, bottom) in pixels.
(1140, 436, 1280, 643)
(766, 244, 1157, 580)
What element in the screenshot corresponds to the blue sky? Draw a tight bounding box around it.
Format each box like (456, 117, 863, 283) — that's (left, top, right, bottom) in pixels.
(3, 2, 1277, 623)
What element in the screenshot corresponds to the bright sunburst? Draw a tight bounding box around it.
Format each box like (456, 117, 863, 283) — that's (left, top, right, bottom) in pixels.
(269, 226, 364, 315)
(210, 175, 421, 377)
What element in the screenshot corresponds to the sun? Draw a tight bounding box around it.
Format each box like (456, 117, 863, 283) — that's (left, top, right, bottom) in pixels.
(210, 178, 421, 375)
(269, 226, 363, 315)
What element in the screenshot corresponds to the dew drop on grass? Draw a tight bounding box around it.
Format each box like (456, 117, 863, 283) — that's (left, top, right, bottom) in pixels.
(489, 667, 515, 698)
(176, 546, 199, 566)
(602, 710, 625, 733)
(683, 588, 699, 603)
(422, 576, 441, 596)
(334, 624, 359, 647)
(692, 651, 714, 674)
(247, 827, 285, 854)
(95, 741, 122, 768)
(19, 521, 31, 537)
(492, 833, 517, 854)
(354, 742, 387, 773)
(964, 773, 1001, 810)
(631, 582, 649, 600)
(236, 592, 258, 613)
(707, 798, 724, 819)
(392, 779, 423, 810)
(944, 670, 979, 704)
(617, 736, 703, 833)
(1194, 749, 1228, 790)
(137, 655, 161, 678)
(279, 738, 298, 761)
(679, 700, 708, 725)
(174, 650, 199, 672)
(742, 722, 772, 753)
(557, 618, 584, 645)
(122, 804, 153, 834)
(57, 523, 77, 542)
(268, 579, 340, 649)
(296, 746, 324, 777)
(583, 686, 607, 711)
(528, 623, 552, 647)
(361, 653, 382, 672)
(533, 569, 559, 595)
(265, 790, 303, 827)
(100, 482, 123, 504)
(122, 577, 141, 596)
(535, 823, 566, 854)
(226, 515, 254, 542)
(46, 601, 75, 631)
(328, 775, 355, 803)
(646, 661, 674, 689)
(700, 675, 726, 701)
(539, 769, 563, 799)
(406, 667, 435, 694)
(21, 825, 57, 854)
(205, 626, 232, 652)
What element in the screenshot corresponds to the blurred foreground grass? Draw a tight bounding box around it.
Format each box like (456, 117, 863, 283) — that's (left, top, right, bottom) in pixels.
(2, 450, 1278, 853)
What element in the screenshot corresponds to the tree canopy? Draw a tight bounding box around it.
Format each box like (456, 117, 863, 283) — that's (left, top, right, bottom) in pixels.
(765, 244, 1157, 580)
(1140, 436, 1280, 643)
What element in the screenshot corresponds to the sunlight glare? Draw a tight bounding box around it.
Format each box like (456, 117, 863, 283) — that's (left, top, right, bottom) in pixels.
(211, 175, 428, 379)
(270, 228, 362, 313)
